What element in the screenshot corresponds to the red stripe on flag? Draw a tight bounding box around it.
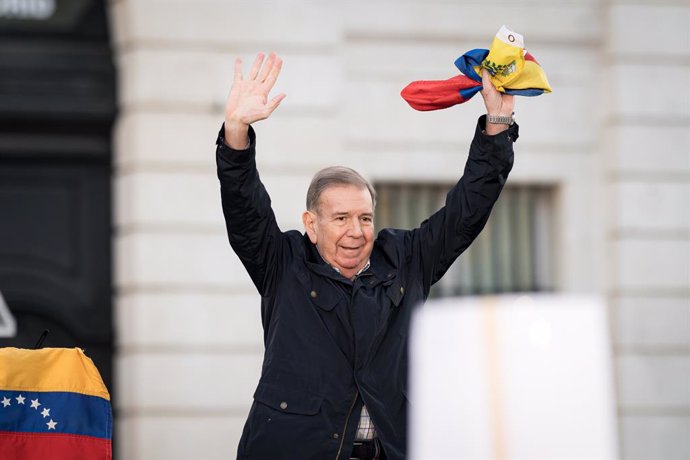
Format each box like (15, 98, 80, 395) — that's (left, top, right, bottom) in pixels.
(524, 52, 540, 65)
(401, 75, 475, 111)
(0, 431, 111, 460)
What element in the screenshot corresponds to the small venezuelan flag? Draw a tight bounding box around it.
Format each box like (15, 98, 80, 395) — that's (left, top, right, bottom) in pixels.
(0, 347, 112, 460)
(401, 25, 552, 111)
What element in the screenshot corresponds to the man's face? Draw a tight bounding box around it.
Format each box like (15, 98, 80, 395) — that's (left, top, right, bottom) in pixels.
(303, 184, 375, 279)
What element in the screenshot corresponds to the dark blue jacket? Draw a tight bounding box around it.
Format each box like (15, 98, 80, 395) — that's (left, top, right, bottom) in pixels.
(216, 116, 517, 460)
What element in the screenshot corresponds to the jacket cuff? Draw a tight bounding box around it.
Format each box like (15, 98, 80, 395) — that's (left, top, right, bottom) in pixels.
(216, 123, 257, 164)
(474, 114, 519, 149)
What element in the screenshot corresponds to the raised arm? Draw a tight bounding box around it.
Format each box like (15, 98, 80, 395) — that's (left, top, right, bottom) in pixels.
(216, 53, 286, 297)
(412, 69, 518, 292)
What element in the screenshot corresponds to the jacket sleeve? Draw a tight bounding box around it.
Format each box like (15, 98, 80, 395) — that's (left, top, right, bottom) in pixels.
(411, 115, 518, 294)
(216, 124, 283, 297)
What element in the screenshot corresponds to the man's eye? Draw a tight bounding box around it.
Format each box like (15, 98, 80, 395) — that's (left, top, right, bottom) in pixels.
(361, 217, 373, 223)
(336, 216, 347, 221)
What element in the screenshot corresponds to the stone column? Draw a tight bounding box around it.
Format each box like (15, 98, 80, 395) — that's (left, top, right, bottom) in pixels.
(604, 2, 690, 458)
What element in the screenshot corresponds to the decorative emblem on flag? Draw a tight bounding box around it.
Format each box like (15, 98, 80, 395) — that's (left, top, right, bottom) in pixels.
(0, 347, 112, 459)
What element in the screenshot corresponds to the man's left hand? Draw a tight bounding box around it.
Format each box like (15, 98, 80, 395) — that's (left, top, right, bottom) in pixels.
(480, 69, 515, 135)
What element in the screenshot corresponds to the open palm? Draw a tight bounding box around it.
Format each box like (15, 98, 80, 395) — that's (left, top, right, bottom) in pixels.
(224, 53, 286, 148)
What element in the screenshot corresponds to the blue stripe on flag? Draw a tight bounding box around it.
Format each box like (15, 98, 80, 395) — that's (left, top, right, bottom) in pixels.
(459, 86, 482, 101)
(0, 390, 111, 439)
(505, 88, 545, 97)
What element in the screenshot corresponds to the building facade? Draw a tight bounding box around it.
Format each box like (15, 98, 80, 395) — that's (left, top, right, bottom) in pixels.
(108, 0, 689, 458)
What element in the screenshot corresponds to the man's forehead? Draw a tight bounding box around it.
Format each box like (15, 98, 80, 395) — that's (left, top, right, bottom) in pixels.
(320, 184, 372, 201)
(318, 185, 374, 211)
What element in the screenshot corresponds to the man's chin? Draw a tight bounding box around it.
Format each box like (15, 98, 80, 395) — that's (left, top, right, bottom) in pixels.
(336, 258, 363, 271)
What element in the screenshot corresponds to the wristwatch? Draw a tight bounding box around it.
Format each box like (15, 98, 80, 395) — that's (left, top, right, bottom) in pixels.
(486, 113, 515, 126)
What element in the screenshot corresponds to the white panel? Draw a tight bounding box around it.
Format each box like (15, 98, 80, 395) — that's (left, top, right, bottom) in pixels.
(117, 292, 263, 348)
(620, 416, 690, 460)
(609, 5, 690, 57)
(617, 355, 690, 407)
(615, 182, 690, 231)
(615, 296, 690, 347)
(116, 352, 262, 411)
(615, 239, 690, 290)
(117, 415, 247, 460)
(410, 295, 618, 460)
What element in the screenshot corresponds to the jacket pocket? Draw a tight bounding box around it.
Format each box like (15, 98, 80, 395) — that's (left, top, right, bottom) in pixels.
(385, 281, 405, 307)
(308, 277, 342, 312)
(254, 381, 323, 416)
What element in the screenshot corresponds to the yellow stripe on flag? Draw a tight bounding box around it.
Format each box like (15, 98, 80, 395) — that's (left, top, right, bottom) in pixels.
(0, 347, 110, 400)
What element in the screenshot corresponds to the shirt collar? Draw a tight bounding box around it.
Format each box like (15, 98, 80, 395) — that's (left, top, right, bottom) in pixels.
(316, 248, 371, 279)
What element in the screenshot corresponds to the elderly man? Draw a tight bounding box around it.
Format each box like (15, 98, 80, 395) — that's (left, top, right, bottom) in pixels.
(216, 53, 517, 460)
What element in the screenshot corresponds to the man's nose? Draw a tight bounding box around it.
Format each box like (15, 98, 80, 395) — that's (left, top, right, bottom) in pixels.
(347, 218, 363, 237)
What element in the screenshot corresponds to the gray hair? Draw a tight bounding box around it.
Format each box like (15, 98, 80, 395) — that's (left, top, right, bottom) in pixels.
(306, 166, 377, 213)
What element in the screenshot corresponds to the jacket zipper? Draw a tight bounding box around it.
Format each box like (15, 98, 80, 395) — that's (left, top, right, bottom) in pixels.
(334, 390, 358, 460)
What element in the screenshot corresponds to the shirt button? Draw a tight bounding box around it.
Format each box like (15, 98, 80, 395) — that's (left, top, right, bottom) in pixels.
(310, 290, 317, 298)
(333, 433, 339, 439)
(280, 401, 288, 410)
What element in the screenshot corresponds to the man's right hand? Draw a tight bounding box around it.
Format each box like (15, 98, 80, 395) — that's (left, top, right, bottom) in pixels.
(224, 52, 286, 149)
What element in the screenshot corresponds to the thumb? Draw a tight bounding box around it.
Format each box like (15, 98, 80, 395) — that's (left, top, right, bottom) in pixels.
(261, 93, 287, 119)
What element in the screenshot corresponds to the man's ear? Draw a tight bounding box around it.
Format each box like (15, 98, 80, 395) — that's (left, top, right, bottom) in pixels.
(302, 210, 318, 244)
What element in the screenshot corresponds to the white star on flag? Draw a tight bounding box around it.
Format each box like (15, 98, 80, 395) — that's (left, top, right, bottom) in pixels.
(1, 397, 10, 407)
(16, 394, 25, 405)
(30, 398, 41, 409)
(41, 407, 51, 418)
(47, 419, 57, 430)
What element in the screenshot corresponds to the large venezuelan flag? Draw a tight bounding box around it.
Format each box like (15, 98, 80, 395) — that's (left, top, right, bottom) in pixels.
(0, 347, 112, 460)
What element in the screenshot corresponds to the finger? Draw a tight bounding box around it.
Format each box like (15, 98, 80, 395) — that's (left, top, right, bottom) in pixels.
(248, 53, 264, 80)
(257, 52, 276, 82)
(263, 57, 283, 91)
(234, 58, 243, 82)
(480, 68, 495, 95)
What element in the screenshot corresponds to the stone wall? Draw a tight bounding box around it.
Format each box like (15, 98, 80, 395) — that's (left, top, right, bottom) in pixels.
(109, 0, 689, 458)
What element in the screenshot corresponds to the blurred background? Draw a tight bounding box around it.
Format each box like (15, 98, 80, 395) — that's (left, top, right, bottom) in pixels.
(0, 0, 687, 458)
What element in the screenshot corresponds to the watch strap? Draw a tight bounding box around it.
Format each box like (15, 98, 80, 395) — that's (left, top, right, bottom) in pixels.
(486, 113, 515, 125)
